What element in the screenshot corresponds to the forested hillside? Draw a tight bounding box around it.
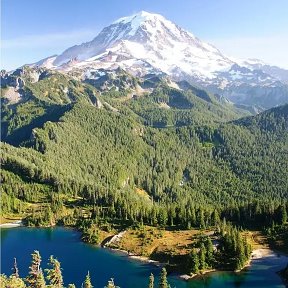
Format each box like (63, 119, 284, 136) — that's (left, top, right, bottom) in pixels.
(1, 67, 287, 235)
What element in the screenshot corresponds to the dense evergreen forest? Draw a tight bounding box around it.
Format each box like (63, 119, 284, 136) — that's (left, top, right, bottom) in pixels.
(1, 67, 288, 276)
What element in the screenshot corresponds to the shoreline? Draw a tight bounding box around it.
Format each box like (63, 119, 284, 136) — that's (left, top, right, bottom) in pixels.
(3, 223, 288, 284)
(104, 246, 163, 266)
(0, 220, 23, 228)
(178, 248, 282, 281)
(178, 269, 216, 281)
(102, 230, 163, 266)
(100, 229, 288, 281)
(106, 245, 288, 285)
(103, 243, 278, 281)
(251, 248, 274, 259)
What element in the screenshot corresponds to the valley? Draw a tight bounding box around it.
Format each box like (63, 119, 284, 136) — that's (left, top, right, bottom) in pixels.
(1, 8, 288, 288)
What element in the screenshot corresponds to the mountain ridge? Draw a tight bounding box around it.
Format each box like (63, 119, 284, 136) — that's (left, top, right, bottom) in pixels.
(4, 11, 288, 109)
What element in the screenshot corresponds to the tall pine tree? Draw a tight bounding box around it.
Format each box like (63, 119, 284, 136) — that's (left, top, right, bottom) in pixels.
(12, 257, 19, 278)
(45, 256, 63, 288)
(26, 250, 46, 288)
(148, 273, 154, 288)
(83, 271, 93, 288)
(159, 267, 169, 288)
(199, 243, 207, 270)
(189, 249, 199, 274)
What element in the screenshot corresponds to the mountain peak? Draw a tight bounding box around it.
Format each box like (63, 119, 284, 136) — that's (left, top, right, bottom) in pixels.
(50, 10, 232, 78)
(10, 10, 288, 110)
(110, 10, 190, 42)
(113, 11, 163, 25)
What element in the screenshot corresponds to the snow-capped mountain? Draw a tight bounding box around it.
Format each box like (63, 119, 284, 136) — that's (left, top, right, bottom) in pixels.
(237, 58, 288, 84)
(29, 11, 288, 109)
(52, 11, 233, 79)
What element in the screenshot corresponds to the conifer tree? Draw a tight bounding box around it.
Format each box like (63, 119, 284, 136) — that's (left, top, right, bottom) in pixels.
(279, 205, 287, 225)
(26, 250, 46, 288)
(37, 270, 46, 288)
(198, 209, 205, 229)
(212, 210, 220, 226)
(190, 249, 199, 274)
(244, 237, 252, 259)
(83, 271, 93, 288)
(45, 256, 63, 287)
(159, 267, 169, 288)
(12, 257, 19, 278)
(237, 232, 245, 267)
(206, 237, 214, 267)
(199, 243, 207, 270)
(148, 273, 154, 288)
(104, 278, 119, 288)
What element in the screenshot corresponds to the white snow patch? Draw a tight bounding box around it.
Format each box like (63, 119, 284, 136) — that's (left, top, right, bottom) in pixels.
(50, 11, 237, 80)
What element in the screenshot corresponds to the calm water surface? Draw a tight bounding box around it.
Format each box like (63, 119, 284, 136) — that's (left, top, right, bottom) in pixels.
(1, 227, 287, 288)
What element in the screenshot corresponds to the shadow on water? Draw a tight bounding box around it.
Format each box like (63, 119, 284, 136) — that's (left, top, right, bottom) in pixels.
(0, 228, 9, 242)
(44, 227, 54, 241)
(233, 272, 247, 288)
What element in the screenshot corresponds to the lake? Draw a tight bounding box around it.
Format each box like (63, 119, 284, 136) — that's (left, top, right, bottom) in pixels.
(1, 227, 287, 287)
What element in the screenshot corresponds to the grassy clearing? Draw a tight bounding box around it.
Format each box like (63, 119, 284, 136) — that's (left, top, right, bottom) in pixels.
(243, 230, 269, 250)
(110, 225, 207, 257)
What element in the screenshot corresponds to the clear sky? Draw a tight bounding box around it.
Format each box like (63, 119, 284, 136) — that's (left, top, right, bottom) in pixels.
(1, 0, 288, 70)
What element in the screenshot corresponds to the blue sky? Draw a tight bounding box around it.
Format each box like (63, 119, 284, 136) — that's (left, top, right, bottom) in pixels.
(1, 0, 288, 70)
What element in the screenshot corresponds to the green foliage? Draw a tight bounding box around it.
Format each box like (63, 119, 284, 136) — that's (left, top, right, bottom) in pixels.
(187, 224, 251, 274)
(158, 268, 169, 288)
(1, 69, 288, 275)
(205, 237, 215, 267)
(266, 223, 288, 253)
(199, 242, 207, 270)
(278, 205, 287, 225)
(188, 235, 215, 274)
(45, 256, 63, 288)
(2, 251, 126, 288)
(104, 278, 119, 288)
(26, 250, 46, 288)
(83, 271, 93, 288)
(189, 249, 199, 274)
(12, 258, 20, 278)
(1, 70, 101, 146)
(2, 102, 287, 232)
(82, 223, 101, 244)
(217, 224, 252, 271)
(0, 274, 26, 288)
(148, 273, 154, 288)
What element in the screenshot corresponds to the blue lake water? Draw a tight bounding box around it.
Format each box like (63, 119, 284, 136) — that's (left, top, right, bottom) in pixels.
(1, 227, 287, 288)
